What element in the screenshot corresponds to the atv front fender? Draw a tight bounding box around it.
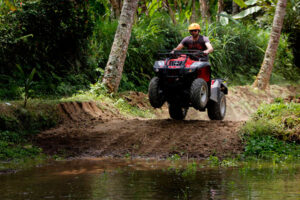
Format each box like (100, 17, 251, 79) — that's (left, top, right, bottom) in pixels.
(210, 79, 228, 102)
(189, 61, 210, 69)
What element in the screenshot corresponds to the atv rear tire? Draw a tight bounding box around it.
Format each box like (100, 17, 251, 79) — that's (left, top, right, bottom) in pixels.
(169, 104, 188, 120)
(148, 77, 165, 108)
(207, 92, 226, 120)
(190, 78, 209, 110)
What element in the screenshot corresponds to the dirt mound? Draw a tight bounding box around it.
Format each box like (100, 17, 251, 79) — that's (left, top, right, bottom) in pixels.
(57, 101, 123, 123)
(36, 119, 243, 159)
(35, 85, 298, 159)
(58, 101, 106, 122)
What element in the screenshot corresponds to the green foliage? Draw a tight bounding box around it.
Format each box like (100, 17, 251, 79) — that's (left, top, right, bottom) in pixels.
(0, 104, 51, 161)
(0, 102, 59, 161)
(114, 97, 154, 118)
(90, 12, 182, 92)
(121, 12, 182, 91)
(168, 154, 181, 161)
(242, 135, 299, 159)
(240, 101, 300, 160)
(16, 65, 36, 107)
(0, 0, 299, 97)
(90, 13, 297, 91)
(0, 138, 42, 160)
(0, 106, 60, 133)
(204, 23, 298, 85)
(207, 155, 220, 166)
(283, 0, 300, 67)
(242, 102, 300, 141)
(206, 23, 265, 84)
(272, 34, 300, 83)
(0, 131, 25, 144)
(233, 0, 247, 8)
(182, 161, 198, 177)
(232, 6, 262, 19)
(0, 0, 95, 99)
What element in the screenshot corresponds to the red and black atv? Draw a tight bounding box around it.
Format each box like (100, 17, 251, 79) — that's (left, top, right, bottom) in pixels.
(148, 50, 228, 120)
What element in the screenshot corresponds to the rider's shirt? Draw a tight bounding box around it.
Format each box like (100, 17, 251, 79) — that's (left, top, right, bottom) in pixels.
(180, 35, 209, 50)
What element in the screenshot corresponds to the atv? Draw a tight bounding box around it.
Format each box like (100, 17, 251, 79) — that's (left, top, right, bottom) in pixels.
(148, 50, 228, 120)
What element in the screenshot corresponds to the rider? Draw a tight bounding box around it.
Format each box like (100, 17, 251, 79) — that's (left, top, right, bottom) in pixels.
(172, 23, 213, 57)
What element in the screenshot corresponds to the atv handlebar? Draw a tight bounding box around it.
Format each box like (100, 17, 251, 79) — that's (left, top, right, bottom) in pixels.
(157, 50, 207, 60)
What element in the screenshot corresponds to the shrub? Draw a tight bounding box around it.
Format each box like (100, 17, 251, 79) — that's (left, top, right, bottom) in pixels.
(240, 101, 300, 159)
(0, 0, 95, 98)
(0, 102, 60, 161)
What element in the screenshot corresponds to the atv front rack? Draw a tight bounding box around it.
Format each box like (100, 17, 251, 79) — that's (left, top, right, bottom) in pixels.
(157, 50, 208, 61)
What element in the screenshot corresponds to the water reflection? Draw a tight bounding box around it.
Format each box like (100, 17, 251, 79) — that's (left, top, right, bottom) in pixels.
(0, 159, 299, 200)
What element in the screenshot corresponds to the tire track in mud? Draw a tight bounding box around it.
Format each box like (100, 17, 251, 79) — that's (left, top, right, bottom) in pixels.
(36, 118, 244, 159)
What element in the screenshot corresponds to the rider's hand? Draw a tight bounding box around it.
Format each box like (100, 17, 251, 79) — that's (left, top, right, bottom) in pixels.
(203, 50, 209, 55)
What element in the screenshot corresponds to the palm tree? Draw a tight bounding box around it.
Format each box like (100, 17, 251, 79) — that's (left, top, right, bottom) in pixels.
(102, 0, 139, 93)
(253, 0, 287, 90)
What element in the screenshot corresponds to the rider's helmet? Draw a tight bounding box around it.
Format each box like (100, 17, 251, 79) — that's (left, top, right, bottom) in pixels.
(188, 23, 201, 31)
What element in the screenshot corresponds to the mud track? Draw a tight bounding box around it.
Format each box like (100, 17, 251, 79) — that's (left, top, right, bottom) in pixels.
(36, 102, 244, 159)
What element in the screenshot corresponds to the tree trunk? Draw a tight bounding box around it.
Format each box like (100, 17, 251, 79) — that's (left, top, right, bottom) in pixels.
(164, 0, 177, 24)
(252, 0, 287, 90)
(110, 0, 120, 18)
(232, 1, 239, 14)
(102, 0, 139, 93)
(199, 0, 210, 23)
(217, 0, 224, 21)
(190, 0, 197, 23)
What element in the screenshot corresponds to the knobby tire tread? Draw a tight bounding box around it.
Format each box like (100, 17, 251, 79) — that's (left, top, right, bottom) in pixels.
(190, 78, 208, 110)
(207, 92, 226, 120)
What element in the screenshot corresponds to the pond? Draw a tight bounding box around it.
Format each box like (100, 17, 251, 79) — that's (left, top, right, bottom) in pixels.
(0, 158, 299, 200)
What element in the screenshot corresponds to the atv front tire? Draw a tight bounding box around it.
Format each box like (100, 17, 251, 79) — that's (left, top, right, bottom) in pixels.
(190, 78, 209, 110)
(169, 104, 188, 120)
(207, 92, 226, 120)
(148, 77, 165, 108)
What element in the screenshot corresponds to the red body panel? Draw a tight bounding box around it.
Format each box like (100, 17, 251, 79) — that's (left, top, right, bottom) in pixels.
(197, 67, 210, 82)
(166, 54, 210, 82)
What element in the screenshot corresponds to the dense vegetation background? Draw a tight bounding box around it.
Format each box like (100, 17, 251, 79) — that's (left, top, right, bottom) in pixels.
(0, 0, 299, 99)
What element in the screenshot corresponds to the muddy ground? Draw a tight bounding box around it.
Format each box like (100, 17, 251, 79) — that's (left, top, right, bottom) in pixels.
(35, 85, 298, 159)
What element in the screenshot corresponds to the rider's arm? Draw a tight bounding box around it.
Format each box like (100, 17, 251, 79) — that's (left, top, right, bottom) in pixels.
(173, 43, 184, 51)
(171, 43, 184, 53)
(204, 42, 214, 54)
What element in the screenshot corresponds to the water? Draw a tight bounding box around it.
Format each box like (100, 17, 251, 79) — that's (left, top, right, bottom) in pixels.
(0, 158, 300, 200)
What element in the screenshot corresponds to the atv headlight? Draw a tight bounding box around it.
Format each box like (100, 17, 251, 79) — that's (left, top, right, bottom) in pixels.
(157, 61, 165, 67)
(190, 62, 201, 68)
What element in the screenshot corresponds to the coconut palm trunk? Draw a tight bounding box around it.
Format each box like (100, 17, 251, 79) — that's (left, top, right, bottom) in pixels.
(253, 0, 287, 90)
(102, 0, 139, 93)
(199, 0, 210, 23)
(164, 0, 177, 24)
(110, 0, 122, 18)
(232, 1, 239, 14)
(190, 0, 197, 23)
(217, 0, 224, 21)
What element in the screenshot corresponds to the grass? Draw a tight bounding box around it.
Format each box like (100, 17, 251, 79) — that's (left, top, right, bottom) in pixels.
(240, 100, 300, 161)
(0, 102, 59, 171)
